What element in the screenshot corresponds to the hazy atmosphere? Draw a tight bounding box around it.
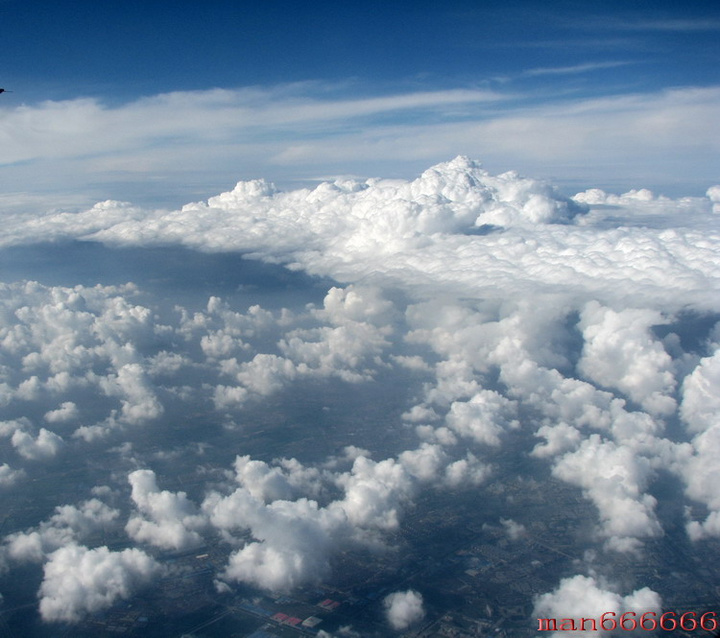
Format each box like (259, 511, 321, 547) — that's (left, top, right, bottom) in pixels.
(1, 1, 719, 637)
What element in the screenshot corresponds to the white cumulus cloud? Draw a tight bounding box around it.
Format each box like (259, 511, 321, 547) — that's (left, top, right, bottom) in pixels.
(38, 544, 160, 622)
(126, 469, 206, 551)
(384, 589, 425, 630)
(534, 574, 661, 638)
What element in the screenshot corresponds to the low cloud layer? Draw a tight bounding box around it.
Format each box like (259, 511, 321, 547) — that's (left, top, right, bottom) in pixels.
(0, 158, 719, 628)
(3, 157, 719, 312)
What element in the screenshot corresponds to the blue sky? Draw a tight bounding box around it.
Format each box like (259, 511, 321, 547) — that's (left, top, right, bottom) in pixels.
(3, 0, 718, 98)
(0, 0, 718, 208)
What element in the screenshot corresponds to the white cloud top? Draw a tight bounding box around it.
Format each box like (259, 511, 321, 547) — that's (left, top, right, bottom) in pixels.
(384, 589, 426, 630)
(126, 470, 206, 551)
(38, 545, 160, 622)
(534, 575, 661, 638)
(2, 157, 719, 313)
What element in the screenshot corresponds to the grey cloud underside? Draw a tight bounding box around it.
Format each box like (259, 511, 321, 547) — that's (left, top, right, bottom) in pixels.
(1, 157, 720, 628)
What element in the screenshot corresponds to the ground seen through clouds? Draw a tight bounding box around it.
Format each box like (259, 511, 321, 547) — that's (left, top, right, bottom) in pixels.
(0, 158, 719, 636)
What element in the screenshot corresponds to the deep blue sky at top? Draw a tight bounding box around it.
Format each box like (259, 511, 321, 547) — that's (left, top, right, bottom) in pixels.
(2, 0, 718, 101)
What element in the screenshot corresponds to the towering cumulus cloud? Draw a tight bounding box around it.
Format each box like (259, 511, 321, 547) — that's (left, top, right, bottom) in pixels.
(1, 157, 719, 633)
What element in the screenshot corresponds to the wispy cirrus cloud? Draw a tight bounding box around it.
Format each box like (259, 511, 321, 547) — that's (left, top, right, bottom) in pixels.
(0, 85, 502, 166)
(614, 18, 720, 32)
(521, 61, 635, 77)
(0, 82, 718, 209)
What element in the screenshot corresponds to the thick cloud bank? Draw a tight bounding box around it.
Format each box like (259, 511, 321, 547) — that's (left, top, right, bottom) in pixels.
(1, 158, 720, 631)
(3, 157, 719, 311)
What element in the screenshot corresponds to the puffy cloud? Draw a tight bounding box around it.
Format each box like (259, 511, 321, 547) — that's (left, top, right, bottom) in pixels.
(676, 350, 720, 540)
(0, 418, 29, 437)
(709, 185, 720, 214)
(500, 518, 527, 540)
(400, 279, 696, 551)
(11, 427, 64, 460)
(687, 510, 720, 541)
(319, 285, 396, 326)
(207, 452, 411, 591)
(0, 463, 25, 487)
(398, 443, 446, 482)
(204, 487, 344, 591)
(126, 469, 206, 551)
(443, 453, 492, 487)
(146, 351, 192, 376)
(532, 422, 582, 458)
(215, 354, 297, 407)
(678, 350, 720, 539)
(534, 575, 661, 638)
(203, 449, 420, 594)
(211, 287, 396, 408)
(278, 320, 390, 382)
(192, 297, 275, 360)
(98, 363, 164, 425)
(445, 390, 519, 446)
(3, 159, 720, 313)
(574, 186, 686, 208)
(202, 438, 487, 592)
(333, 456, 413, 530)
(577, 302, 676, 415)
(89, 159, 585, 273)
(38, 544, 160, 622)
(403, 405, 441, 424)
(0, 281, 149, 381)
(43, 401, 79, 424)
(0, 281, 166, 436)
(552, 435, 662, 551)
(684, 437, 720, 535)
(384, 589, 425, 630)
(279, 286, 395, 380)
(212, 383, 250, 410)
(222, 526, 330, 592)
(5, 498, 120, 563)
(680, 349, 720, 435)
(2, 156, 720, 628)
(232, 455, 325, 503)
(233, 455, 295, 503)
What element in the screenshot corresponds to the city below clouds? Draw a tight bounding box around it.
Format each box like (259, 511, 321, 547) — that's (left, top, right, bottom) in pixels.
(0, 156, 719, 634)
